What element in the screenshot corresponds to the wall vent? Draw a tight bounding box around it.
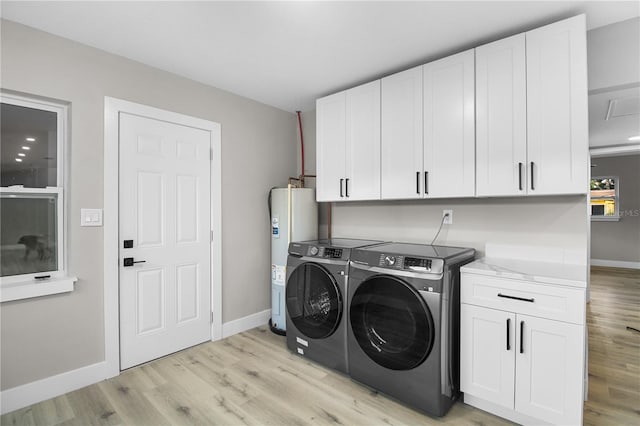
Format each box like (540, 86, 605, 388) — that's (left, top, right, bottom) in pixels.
(605, 95, 640, 120)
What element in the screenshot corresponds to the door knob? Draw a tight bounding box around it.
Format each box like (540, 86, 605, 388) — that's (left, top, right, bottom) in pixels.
(123, 257, 146, 267)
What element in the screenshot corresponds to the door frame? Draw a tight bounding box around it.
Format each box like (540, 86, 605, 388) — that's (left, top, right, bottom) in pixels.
(103, 97, 222, 377)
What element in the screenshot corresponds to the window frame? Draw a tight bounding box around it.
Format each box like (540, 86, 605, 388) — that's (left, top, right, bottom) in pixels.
(590, 175, 620, 222)
(0, 92, 68, 285)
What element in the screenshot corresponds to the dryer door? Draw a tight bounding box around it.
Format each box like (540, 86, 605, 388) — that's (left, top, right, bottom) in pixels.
(286, 262, 343, 339)
(350, 275, 435, 370)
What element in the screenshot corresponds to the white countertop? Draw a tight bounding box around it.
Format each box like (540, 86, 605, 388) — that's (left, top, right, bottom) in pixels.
(461, 257, 587, 288)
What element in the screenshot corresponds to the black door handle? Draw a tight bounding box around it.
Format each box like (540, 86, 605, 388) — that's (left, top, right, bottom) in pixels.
(345, 178, 349, 197)
(530, 161, 535, 190)
(416, 171, 420, 194)
(339, 178, 344, 197)
(520, 321, 524, 354)
(123, 257, 146, 267)
(506, 318, 511, 351)
(518, 162, 523, 191)
(425, 171, 429, 195)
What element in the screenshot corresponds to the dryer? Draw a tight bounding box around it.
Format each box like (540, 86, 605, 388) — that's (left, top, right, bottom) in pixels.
(347, 243, 475, 417)
(285, 238, 384, 374)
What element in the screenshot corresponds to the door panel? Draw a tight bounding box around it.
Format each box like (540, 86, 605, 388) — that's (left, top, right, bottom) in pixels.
(423, 49, 475, 198)
(515, 314, 584, 425)
(475, 34, 527, 196)
(119, 112, 211, 369)
(381, 66, 423, 199)
(526, 16, 588, 195)
(316, 92, 347, 201)
(460, 304, 515, 409)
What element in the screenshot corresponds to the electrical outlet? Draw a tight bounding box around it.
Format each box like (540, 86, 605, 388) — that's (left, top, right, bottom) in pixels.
(443, 209, 453, 225)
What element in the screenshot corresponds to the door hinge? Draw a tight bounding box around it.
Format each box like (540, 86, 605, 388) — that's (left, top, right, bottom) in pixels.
(210, 148, 213, 161)
(211, 230, 214, 242)
(210, 311, 214, 324)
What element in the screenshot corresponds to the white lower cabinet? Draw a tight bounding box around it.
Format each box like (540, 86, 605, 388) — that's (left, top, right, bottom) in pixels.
(461, 274, 585, 425)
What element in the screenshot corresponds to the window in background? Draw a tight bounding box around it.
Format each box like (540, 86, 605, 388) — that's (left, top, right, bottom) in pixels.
(590, 176, 619, 221)
(1, 93, 65, 281)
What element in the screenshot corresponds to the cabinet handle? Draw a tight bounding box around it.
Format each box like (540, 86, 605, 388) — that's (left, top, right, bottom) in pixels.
(520, 321, 524, 354)
(530, 162, 535, 191)
(506, 318, 511, 351)
(498, 293, 534, 303)
(339, 178, 344, 197)
(345, 178, 349, 198)
(425, 171, 429, 195)
(416, 172, 420, 194)
(518, 162, 523, 191)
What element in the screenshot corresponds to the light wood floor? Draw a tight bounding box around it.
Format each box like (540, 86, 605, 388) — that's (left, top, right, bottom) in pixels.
(2, 267, 638, 426)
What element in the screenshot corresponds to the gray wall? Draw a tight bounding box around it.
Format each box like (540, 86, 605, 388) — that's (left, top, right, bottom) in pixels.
(587, 17, 640, 91)
(591, 155, 640, 263)
(1, 20, 296, 390)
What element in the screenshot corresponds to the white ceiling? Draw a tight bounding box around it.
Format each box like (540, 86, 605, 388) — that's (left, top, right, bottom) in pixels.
(1, 1, 639, 112)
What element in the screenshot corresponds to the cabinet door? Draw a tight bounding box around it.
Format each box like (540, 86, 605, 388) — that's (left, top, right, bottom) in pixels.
(515, 314, 585, 425)
(460, 304, 516, 409)
(526, 15, 588, 195)
(475, 34, 527, 197)
(381, 66, 423, 199)
(316, 91, 346, 202)
(423, 49, 475, 198)
(346, 80, 381, 200)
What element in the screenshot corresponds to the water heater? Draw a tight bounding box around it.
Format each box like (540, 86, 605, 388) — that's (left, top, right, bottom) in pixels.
(270, 187, 317, 332)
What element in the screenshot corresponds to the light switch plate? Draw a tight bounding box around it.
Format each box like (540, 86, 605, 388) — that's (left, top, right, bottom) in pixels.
(81, 208, 103, 227)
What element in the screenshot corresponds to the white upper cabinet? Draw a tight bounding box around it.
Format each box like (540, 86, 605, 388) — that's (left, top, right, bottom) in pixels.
(316, 91, 347, 202)
(346, 80, 381, 201)
(381, 66, 423, 200)
(476, 34, 527, 197)
(476, 15, 588, 196)
(526, 15, 589, 195)
(423, 49, 475, 198)
(316, 81, 381, 202)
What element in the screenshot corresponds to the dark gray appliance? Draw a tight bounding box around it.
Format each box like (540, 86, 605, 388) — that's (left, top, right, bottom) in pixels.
(285, 238, 384, 374)
(347, 242, 475, 417)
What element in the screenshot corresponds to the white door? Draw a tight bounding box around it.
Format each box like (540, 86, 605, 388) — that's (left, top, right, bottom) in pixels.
(515, 314, 585, 425)
(119, 112, 212, 369)
(475, 33, 527, 197)
(316, 91, 347, 202)
(460, 304, 516, 409)
(381, 66, 423, 200)
(423, 49, 475, 198)
(346, 80, 381, 201)
(526, 15, 588, 195)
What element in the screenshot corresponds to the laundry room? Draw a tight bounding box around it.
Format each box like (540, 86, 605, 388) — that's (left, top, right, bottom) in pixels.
(1, 2, 639, 425)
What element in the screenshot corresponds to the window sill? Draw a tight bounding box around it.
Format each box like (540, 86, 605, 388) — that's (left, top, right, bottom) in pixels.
(591, 216, 620, 222)
(0, 276, 77, 303)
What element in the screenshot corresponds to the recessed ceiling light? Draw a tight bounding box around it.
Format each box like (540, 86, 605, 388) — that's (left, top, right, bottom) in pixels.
(18, 153, 26, 157)
(628, 135, 640, 141)
(15, 158, 23, 162)
(21, 146, 30, 150)
(26, 137, 36, 142)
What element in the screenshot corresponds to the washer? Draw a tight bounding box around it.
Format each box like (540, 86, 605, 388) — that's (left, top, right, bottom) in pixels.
(285, 238, 384, 374)
(347, 242, 475, 417)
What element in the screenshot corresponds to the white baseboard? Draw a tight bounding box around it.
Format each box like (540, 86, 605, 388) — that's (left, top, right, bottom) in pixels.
(591, 259, 640, 269)
(0, 361, 109, 415)
(222, 309, 271, 338)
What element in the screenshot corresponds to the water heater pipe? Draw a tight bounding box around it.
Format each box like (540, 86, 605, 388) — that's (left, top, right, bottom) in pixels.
(296, 111, 305, 185)
(287, 183, 292, 245)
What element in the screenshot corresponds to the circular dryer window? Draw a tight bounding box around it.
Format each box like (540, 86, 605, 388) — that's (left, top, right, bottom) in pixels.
(350, 275, 435, 370)
(286, 262, 342, 339)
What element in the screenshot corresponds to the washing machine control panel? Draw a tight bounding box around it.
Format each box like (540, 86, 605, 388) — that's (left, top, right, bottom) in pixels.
(374, 254, 443, 274)
(304, 246, 344, 259)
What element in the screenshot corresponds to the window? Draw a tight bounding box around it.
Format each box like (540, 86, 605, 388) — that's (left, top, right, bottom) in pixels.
(590, 176, 619, 221)
(1, 92, 74, 301)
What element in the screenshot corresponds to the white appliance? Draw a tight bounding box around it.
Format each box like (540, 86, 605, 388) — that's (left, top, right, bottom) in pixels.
(270, 187, 317, 332)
